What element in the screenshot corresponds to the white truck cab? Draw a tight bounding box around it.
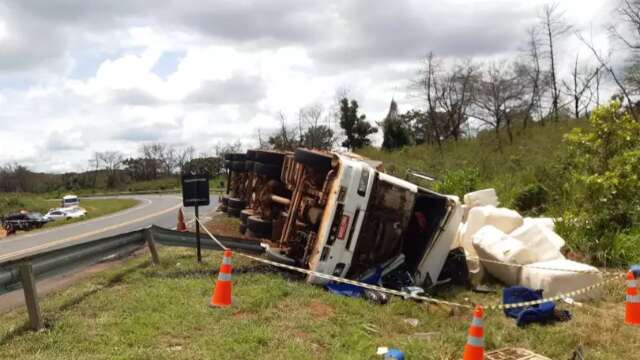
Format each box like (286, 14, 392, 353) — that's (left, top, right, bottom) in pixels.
(272, 149, 462, 288)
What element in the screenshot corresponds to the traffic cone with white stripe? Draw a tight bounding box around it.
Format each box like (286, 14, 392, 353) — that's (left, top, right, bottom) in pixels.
(177, 208, 187, 232)
(209, 250, 233, 308)
(463, 305, 484, 360)
(625, 271, 640, 325)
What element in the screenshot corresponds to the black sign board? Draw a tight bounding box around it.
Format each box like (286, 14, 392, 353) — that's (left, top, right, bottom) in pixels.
(181, 174, 210, 207)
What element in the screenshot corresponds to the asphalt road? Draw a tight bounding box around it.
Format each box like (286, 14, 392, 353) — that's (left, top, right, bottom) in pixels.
(0, 193, 219, 259)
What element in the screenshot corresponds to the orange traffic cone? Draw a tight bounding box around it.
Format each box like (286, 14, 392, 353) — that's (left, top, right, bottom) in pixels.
(176, 208, 187, 232)
(209, 250, 233, 308)
(625, 271, 640, 325)
(463, 305, 484, 360)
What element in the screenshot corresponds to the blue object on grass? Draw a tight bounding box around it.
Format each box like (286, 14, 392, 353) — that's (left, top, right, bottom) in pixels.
(325, 266, 383, 297)
(503, 286, 556, 327)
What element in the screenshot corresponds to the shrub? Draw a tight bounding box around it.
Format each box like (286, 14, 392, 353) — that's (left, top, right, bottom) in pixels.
(558, 102, 640, 265)
(512, 183, 549, 215)
(434, 167, 480, 198)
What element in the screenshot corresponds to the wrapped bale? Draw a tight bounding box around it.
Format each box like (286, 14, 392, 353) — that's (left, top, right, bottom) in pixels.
(520, 259, 603, 300)
(509, 222, 566, 253)
(471, 226, 529, 285)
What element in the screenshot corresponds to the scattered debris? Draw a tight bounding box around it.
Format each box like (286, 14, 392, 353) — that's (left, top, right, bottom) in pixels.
(503, 286, 571, 327)
(402, 318, 419, 327)
(485, 347, 551, 360)
(376, 347, 405, 359)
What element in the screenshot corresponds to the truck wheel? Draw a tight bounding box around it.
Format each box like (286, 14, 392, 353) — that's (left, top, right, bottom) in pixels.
(230, 161, 248, 172)
(240, 209, 254, 224)
(255, 150, 285, 166)
(227, 206, 242, 217)
(223, 160, 231, 169)
(227, 197, 246, 209)
(229, 153, 247, 161)
(294, 148, 333, 171)
(247, 216, 272, 237)
(254, 162, 281, 179)
(245, 161, 255, 172)
(246, 149, 257, 160)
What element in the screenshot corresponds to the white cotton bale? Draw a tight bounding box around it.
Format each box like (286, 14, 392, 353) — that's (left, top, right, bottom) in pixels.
(450, 222, 466, 250)
(463, 189, 499, 208)
(509, 222, 566, 258)
(523, 217, 556, 232)
(471, 226, 528, 285)
(461, 206, 524, 252)
(520, 259, 603, 301)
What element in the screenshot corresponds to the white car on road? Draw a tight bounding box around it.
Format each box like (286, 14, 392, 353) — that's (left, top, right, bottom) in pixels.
(44, 207, 87, 221)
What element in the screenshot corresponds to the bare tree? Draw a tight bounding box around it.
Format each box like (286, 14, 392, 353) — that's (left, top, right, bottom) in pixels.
(561, 54, 600, 119)
(577, 33, 639, 120)
(97, 151, 124, 188)
(414, 52, 444, 148)
(518, 26, 548, 128)
(540, 2, 572, 121)
(474, 61, 526, 145)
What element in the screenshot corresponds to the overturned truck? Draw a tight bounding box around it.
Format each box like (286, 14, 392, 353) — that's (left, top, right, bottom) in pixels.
(221, 149, 462, 288)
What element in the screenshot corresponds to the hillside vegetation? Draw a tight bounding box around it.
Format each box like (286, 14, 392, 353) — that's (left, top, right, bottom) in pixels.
(359, 104, 640, 267)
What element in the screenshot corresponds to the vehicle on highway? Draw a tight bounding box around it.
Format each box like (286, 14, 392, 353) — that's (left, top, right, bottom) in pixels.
(61, 194, 80, 208)
(1, 211, 49, 235)
(221, 148, 462, 289)
(44, 207, 87, 221)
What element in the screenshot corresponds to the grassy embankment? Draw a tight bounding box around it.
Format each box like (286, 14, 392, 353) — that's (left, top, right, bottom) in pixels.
(0, 194, 139, 232)
(0, 240, 632, 359)
(358, 121, 585, 208)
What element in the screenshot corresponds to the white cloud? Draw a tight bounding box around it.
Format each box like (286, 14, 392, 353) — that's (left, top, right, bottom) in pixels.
(0, 0, 624, 172)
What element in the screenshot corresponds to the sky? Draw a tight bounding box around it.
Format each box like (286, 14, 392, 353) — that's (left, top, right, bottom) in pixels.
(0, 0, 618, 173)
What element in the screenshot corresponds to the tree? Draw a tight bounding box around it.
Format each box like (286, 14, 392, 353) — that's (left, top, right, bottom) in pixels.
(97, 151, 124, 188)
(339, 98, 377, 149)
(540, 2, 572, 121)
(518, 26, 548, 128)
(299, 104, 335, 150)
(473, 61, 526, 144)
(381, 99, 413, 150)
(561, 54, 600, 119)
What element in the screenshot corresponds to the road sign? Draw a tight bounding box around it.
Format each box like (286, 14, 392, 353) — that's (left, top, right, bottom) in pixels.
(181, 173, 210, 263)
(181, 174, 210, 207)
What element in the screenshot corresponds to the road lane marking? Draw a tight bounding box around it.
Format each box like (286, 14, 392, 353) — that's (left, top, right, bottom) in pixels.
(0, 201, 182, 263)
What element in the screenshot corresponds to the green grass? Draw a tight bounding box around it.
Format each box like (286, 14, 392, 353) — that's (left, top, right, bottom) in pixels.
(0, 194, 138, 231)
(0, 246, 633, 359)
(358, 121, 586, 208)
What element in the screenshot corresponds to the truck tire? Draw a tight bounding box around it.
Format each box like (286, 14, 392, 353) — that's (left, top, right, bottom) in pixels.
(255, 150, 285, 166)
(254, 162, 281, 179)
(245, 161, 255, 172)
(227, 197, 247, 209)
(294, 148, 333, 171)
(240, 209, 254, 223)
(247, 216, 272, 237)
(228, 206, 242, 217)
(223, 153, 234, 161)
(223, 160, 231, 169)
(230, 161, 247, 172)
(228, 153, 247, 161)
(247, 149, 257, 160)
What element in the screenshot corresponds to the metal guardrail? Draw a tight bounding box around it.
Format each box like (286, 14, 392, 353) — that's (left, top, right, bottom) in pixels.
(0, 225, 264, 329)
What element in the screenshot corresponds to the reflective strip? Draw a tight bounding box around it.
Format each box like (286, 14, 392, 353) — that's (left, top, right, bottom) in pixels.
(471, 317, 483, 327)
(627, 295, 640, 303)
(627, 280, 637, 288)
(223, 257, 232, 265)
(466, 335, 484, 347)
(218, 272, 232, 281)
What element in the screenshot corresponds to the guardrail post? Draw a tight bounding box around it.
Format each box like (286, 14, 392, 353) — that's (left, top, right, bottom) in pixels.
(144, 228, 160, 265)
(18, 263, 44, 331)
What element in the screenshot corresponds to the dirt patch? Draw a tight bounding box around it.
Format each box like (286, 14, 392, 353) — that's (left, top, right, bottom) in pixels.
(231, 310, 257, 320)
(309, 300, 335, 319)
(203, 213, 244, 238)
